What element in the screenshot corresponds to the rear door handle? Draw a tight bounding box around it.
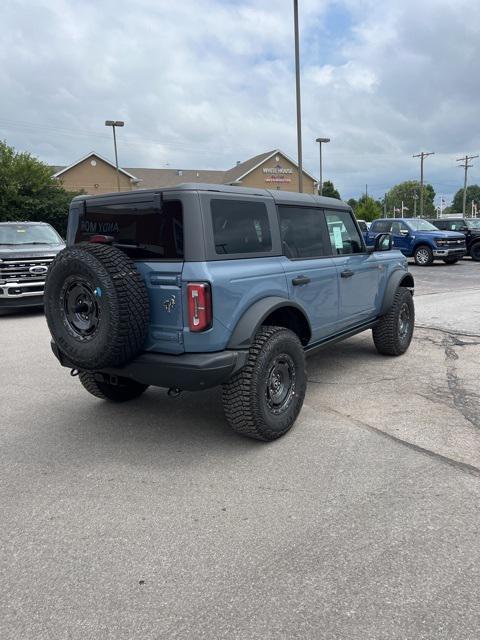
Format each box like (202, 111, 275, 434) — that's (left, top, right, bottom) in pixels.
(292, 276, 311, 286)
(341, 270, 354, 278)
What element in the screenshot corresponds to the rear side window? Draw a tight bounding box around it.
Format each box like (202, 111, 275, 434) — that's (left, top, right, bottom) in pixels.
(445, 220, 465, 231)
(325, 211, 364, 254)
(211, 199, 272, 255)
(371, 220, 392, 233)
(77, 200, 183, 260)
(278, 206, 327, 258)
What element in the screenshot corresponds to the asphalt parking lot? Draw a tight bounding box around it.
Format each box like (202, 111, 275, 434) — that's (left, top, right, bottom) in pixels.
(1, 260, 479, 640)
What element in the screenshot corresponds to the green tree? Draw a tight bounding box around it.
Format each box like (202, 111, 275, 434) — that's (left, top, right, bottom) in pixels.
(0, 140, 80, 236)
(355, 195, 382, 222)
(386, 180, 435, 218)
(321, 180, 341, 199)
(452, 184, 480, 214)
(347, 198, 358, 210)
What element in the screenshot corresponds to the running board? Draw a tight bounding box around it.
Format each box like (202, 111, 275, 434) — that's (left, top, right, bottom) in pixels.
(304, 319, 378, 357)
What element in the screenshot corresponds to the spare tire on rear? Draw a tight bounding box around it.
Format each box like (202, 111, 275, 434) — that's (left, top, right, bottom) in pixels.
(44, 243, 149, 370)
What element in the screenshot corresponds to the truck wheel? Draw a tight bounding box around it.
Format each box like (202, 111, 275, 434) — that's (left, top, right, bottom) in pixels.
(413, 245, 434, 266)
(443, 257, 459, 264)
(79, 371, 148, 402)
(45, 244, 149, 370)
(470, 243, 480, 261)
(372, 287, 414, 356)
(222, 326, 306, 441)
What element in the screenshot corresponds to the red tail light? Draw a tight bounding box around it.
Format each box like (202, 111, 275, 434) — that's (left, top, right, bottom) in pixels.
(187, 283, 212, 332)
(88, 234, 114, 244)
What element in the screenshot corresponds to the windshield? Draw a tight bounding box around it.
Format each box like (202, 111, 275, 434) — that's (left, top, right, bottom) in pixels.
(406, 219, 438, 231)
(0, 224, 63, 246)
(467, 219, 480, 229)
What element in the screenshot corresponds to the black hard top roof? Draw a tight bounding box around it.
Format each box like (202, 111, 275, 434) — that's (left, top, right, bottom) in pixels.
(72, 182, 350, 210)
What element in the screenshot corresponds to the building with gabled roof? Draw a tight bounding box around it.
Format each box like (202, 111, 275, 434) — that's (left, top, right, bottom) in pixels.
(52, 149, 318, 195)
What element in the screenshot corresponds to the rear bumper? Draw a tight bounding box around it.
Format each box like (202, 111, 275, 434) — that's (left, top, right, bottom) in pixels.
(51, 342, 249, 391)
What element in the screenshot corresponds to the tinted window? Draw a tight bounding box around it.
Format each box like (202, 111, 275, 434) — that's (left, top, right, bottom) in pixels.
(211, 199, 272, 255)
(431, 220, 446, 230)
(445, 219, 465, 231)
(278, 206, 327, 259)
(391, 221, 409, 235)
(372, 220, 392, 233)
(77, 200, 183, 260)
(356, 220, 368, 233)
(325, 211, 364, 254)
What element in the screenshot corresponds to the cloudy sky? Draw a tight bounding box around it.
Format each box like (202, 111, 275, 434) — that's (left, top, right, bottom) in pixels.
(1, 0, 480, 202)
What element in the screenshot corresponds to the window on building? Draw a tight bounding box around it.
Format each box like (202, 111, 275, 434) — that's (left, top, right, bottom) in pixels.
(278, 206, 327, 259)
(211, 199, 272, 254)
(325, 210, 364, 254)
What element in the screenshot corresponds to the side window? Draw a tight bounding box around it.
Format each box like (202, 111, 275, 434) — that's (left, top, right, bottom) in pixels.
(434, 220, 446, 230)
(211, 199, 272, 255)
(391, 221, 409, 235)
(325, 211, 364, 255)
(372, 220, 392, 233)
(447, 220, 463, 231)
(278, 206, 327, 259)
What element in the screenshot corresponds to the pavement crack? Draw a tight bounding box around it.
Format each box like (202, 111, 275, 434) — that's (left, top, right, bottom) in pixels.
(442, 335, 480, 432)
(326, 407, 480, 478)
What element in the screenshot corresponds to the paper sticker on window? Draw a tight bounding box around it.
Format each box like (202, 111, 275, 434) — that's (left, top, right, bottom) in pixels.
(332, 226, 343, 249)
(16, 229, 26, 233)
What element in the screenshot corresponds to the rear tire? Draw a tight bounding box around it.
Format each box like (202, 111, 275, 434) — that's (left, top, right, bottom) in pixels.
(413, 245, 434, 266)
(79, 371, 148, 402)
(470, 243, 480, 261)
(372, 287, 414, 356)
(443, 257, 459, 264)
(222, 326, 306, 441)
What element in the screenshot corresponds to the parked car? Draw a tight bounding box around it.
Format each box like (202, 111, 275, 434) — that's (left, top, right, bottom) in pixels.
(45, 185, 414, 441)
(356, 219, 369, 234)
(0, 221, 65, 309)
(427, 217, 480, 261)
(365, 218, 466, 266)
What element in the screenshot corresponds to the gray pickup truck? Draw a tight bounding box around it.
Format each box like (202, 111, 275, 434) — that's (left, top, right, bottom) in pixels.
(0, 221, 65, 309)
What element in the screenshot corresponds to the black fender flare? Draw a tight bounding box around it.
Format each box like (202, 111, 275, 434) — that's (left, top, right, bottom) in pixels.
(379, 270, 414, 316)
(227, 296, 311, 349)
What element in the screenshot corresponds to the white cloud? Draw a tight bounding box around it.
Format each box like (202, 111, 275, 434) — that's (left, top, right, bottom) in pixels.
(0, 0, 479, 201)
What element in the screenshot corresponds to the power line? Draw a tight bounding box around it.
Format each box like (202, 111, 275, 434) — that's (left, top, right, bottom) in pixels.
(412, 151, 434, 217)
(456, 154, 479, 215)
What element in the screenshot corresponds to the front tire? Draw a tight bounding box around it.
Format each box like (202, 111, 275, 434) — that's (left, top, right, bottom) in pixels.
(372, 287, 414, 356)
(79, 371, 148, 402)
(414, 245, 434, 266)
(222, 326, 306, 441)
(470, 243, 480, 261)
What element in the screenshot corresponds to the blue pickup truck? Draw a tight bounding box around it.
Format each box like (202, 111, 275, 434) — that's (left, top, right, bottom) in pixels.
(365, 218, 466, 266)
(44, 185, 415, 441)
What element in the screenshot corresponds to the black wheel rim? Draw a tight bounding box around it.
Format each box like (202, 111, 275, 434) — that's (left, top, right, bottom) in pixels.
(61, 276, 101, 340)
(265, 353, 296, 415)
(398, 302, 411, 340)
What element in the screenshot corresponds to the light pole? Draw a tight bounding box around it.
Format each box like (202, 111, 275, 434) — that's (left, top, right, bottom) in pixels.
(413, 151, 434, 217)
(105, 120, 124, 191)
(315, 137, 330, 195)
(293, 0, 303, 193)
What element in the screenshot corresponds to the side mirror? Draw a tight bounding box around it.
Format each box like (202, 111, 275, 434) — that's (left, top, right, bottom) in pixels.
(399, 229, 409, 236)
(374, 232, 392, 252)
(460, 226, 469, 232)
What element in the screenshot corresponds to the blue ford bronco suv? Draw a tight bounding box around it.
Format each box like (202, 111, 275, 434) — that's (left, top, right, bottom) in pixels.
(45, 184, 414, 441)
(365, 217, 466, 266)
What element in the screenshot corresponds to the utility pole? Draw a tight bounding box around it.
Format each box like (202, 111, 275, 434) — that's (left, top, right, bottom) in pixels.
(365, 184, 368, 200)
(384, 193, 387, 217)
(293, 0, 303, 193)
(105, 120, 125, 191)
(315, 137, 330, 195)
(413, 151, 434, 217)
(413, 191, 418, 217)
(456, 154, 478, 215)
